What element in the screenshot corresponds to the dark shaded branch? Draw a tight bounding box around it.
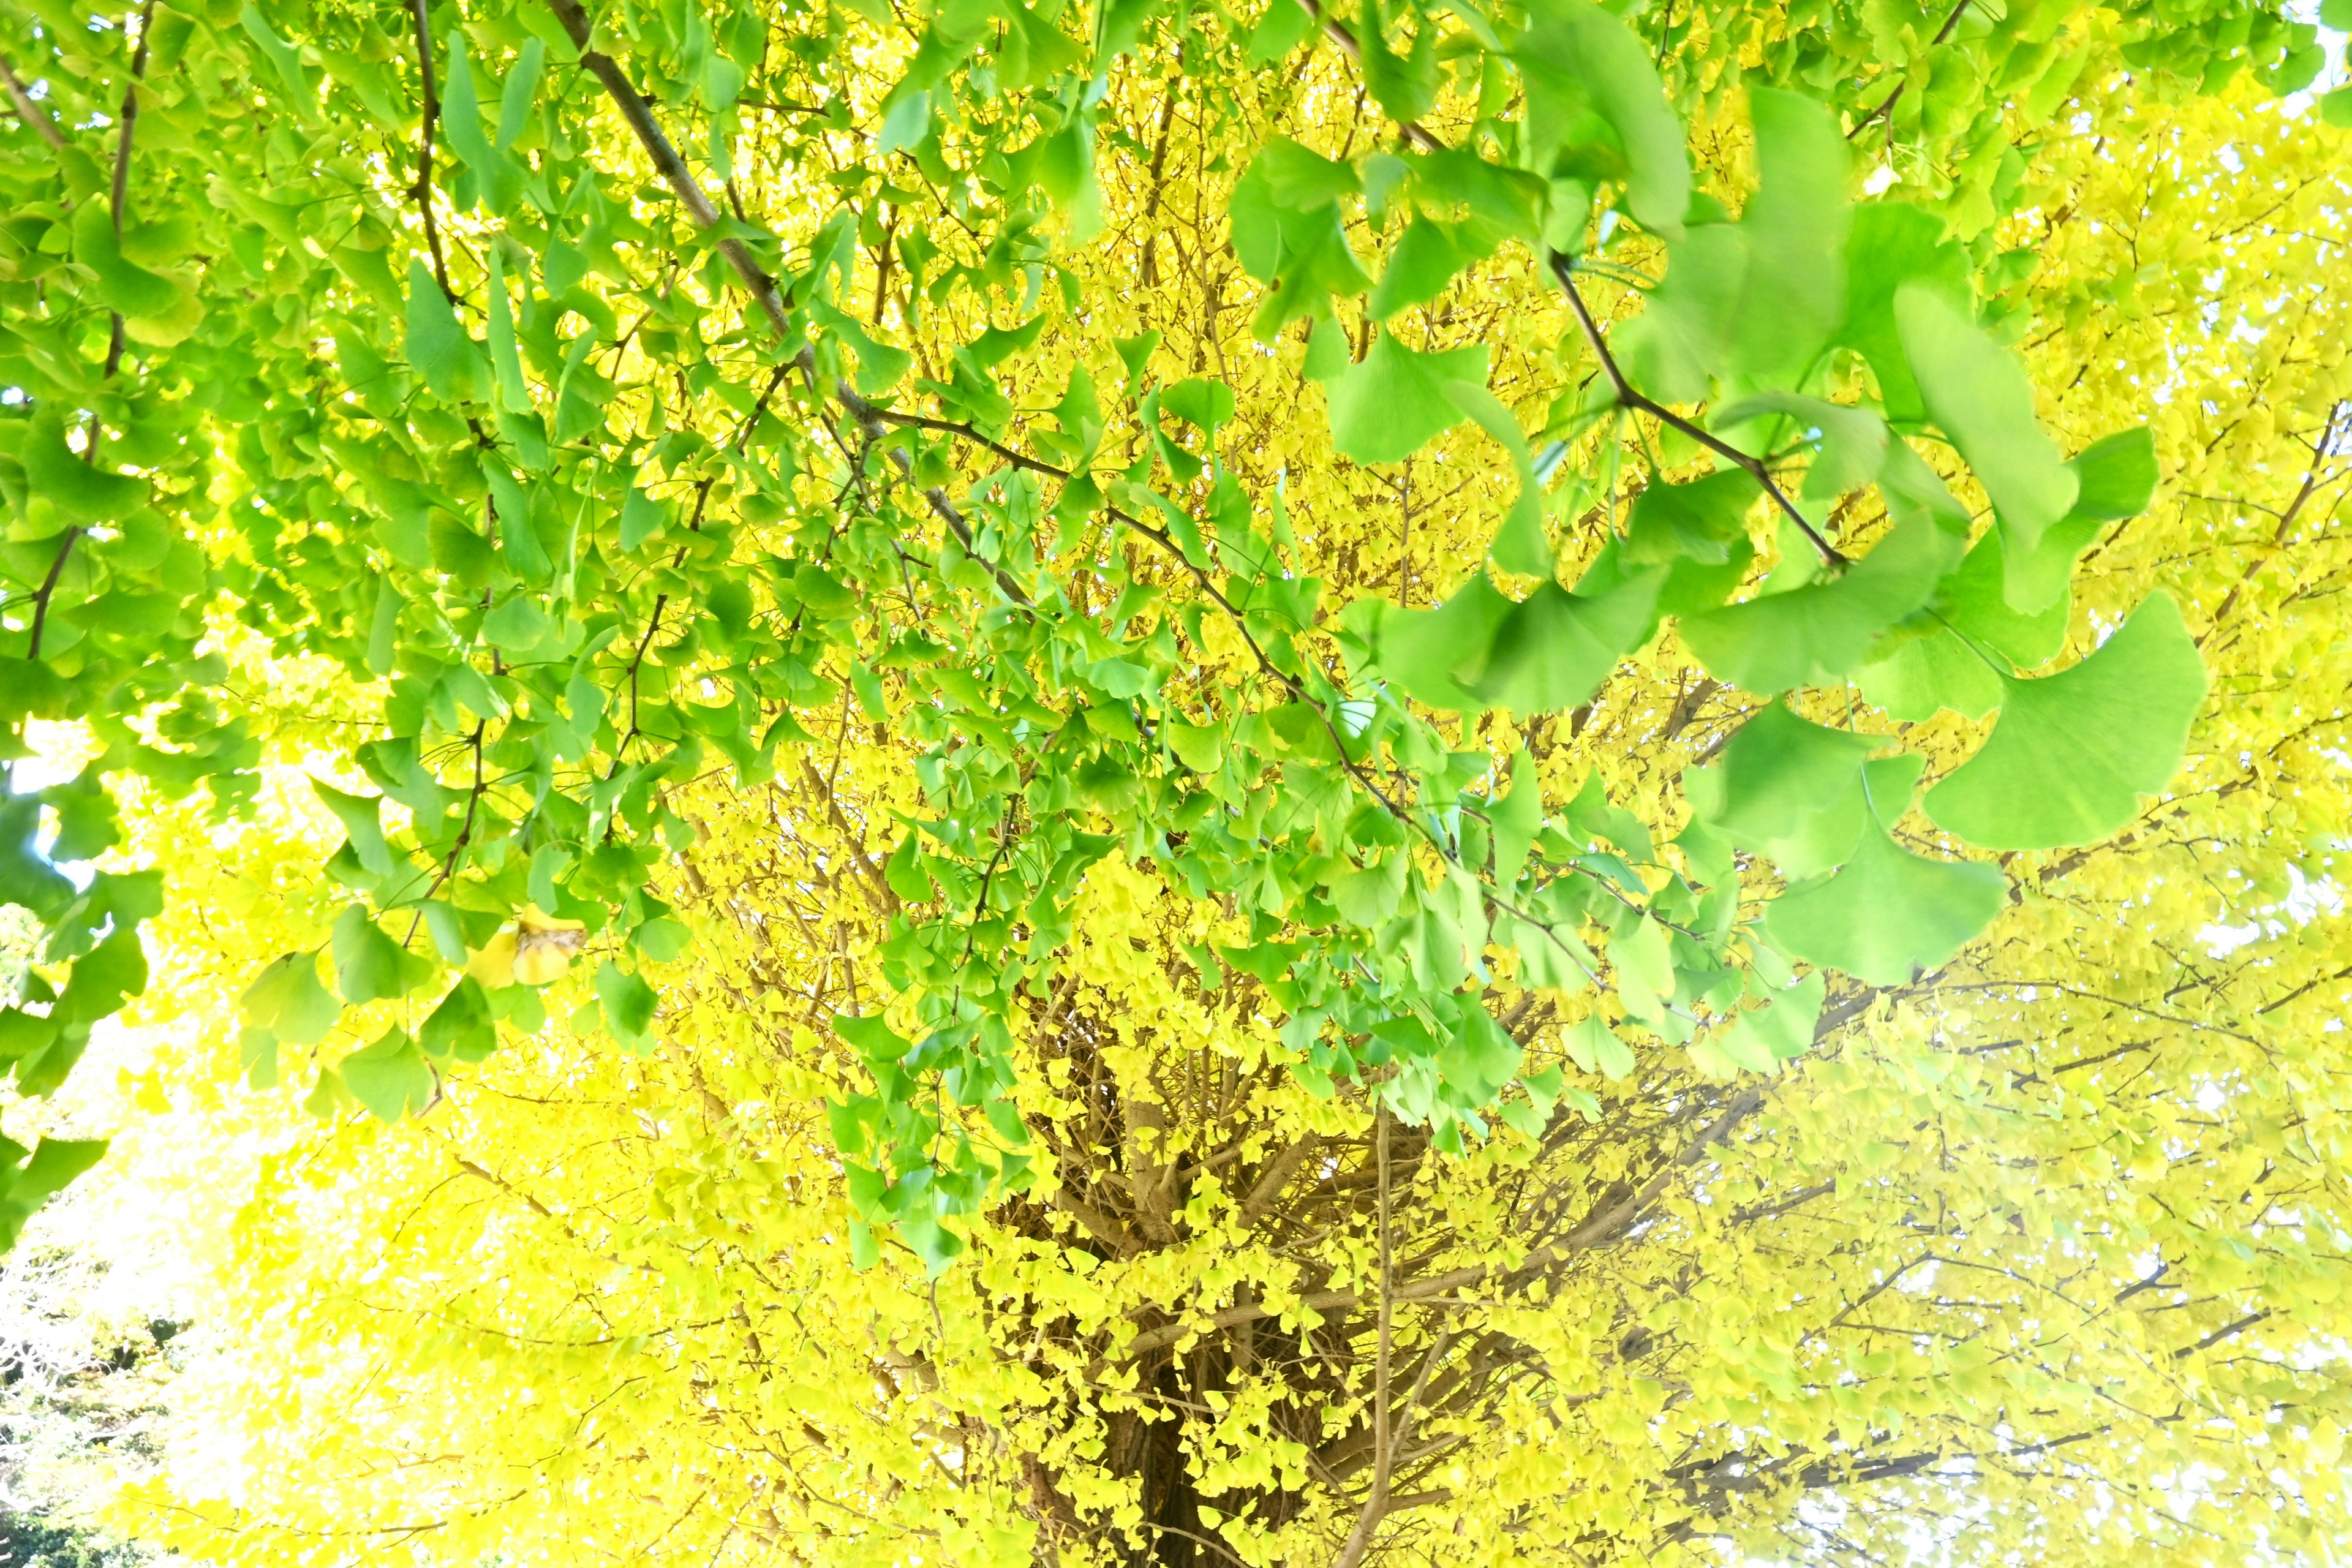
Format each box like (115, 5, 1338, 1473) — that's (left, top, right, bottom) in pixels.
(407, 0, 456, 300)
(1548, 253, 1844, 565)
(1, 54, 67, 149)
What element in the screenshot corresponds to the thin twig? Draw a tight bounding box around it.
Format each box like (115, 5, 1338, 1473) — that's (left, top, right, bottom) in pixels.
(28, 8, 154, 659)
(1847, 0, 1972, 141)
(1549, 253, 1845, 566)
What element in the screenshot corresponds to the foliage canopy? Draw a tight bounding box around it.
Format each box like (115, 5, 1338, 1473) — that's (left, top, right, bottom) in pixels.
(2, 0, 2352, 1558)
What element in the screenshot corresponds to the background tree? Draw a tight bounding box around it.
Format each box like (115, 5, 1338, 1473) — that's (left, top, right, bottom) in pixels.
(2, 0, 2350, 1560)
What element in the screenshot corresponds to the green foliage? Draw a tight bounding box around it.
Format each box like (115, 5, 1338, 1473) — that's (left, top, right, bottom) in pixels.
(0, 0, 2327, 1272)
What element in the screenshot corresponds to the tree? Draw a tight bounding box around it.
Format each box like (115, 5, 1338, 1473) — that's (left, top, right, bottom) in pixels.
(3, 0, 2351, 1558)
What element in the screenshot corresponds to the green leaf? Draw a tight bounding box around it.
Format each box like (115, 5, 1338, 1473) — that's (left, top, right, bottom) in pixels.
(886, 834, 937, 902)
(238, 2, 313, 114)
(1940, 526, 2069, 670)
(1166, 721, 1225, 772)
(1624, 469, 1760, 566)
(1990, 428, 2152, 617)
(1924, 593, 2207, 850)
(241, 950, 341, 1046)
(1160, 377, 1235, 431)
(1765, 758, 2003, 984)
(483, 594, 556, 657)
(420, 978, 497, 1063)
(339, 1028, 436, 1121)
(312, 780, 395, 878)
(1514, 1, 1689, 239)
(485, 462, 552, 582)
(597, 960, 659, 1054)
(1609, 914, 1673, 1019)
(1489, 750, 1543, 886)
(1331, 853, 1407, 928)
(72, 201, 185, 320)
(1359, 0, 1439, 127)
(495, 37, 546, 152)
(1896, 285, 2078, 559)
(1369, 218, 1469, 320)
(1714, 394, 1888, 503)
(1434, 992, 1521, 1104)
(486, 249, 532, 415)
(1732, 89, 1848, 383)
(2068, 428, 2159, 520)
(1706, 703, 1881, 879)
(1256, 136, 1362, 209)
(1564, 1012, 1635, 1079)
(1326, 333, 1486, 464)
(333, 905, 432, 1005)
(1717, 971, 1825, 1070)
(1682, 517, 1959, 692)
(0, 1137, 109, 1250)
(21, 412, 148, 526)
(1246, 0, 1313, 61)
(1856, 627, 2003, 722)
(405, 260, 486, 404)
(1472, 568, 1666, 715)
(1835, 203, 1968, 424)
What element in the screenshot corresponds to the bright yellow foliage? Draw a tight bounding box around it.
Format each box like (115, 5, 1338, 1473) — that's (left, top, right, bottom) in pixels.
(19, 33, 2352, 1568)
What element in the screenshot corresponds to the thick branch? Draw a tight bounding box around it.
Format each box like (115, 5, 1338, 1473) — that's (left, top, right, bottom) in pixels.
(1121, 1087, 1766, 1359)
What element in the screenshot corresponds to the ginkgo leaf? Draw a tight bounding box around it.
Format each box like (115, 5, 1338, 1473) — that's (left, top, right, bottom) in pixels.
(1731, 89, 1849, 383)
(333, 906, 434, 1005)
(1682, 517, 1959, 692)
(1624, 470, 1760, 566)
(1765, 761, 2005, 984)
(339, 1028, 436, 1121)
(406, 260, 488, 404)
(1896, 285, 2078, 559)
(241, 951, 341, 1047)
(21, 413, 147, 526)
(1330, 854, 1407, 929)
(1471, 570, 1665, 716)
(1564, 1012, 1636, 1079)
(597, 961, 659, 1055)
(1707, 703, 1882, 879)
(1610, 915, 1674, 1020)
(1354, 571, 1513, 710)
(1514, 1, 1688, 239)
(1857, 627, 2004, 722)
(1719, 971, 1826, 1070)
(1370, 218, 1471, 320)
(1925, 594, 2207, 850)
(1489, 750, 1544, 887)
(1714, 393, 1888, 502)
(1326, 333, 1487, 464)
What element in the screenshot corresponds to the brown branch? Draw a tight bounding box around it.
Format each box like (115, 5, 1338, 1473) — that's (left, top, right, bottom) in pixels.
(23, 528, 84, 662)
(1331, 1109, 1398, 1568)
(1846, 0, 1972, 141)
(1549, 254, 1844, 565)
(2173, 1309, 2269, 1360)
(27, 7, 153, 660)
(1121, 1087, 1768, 1359)
(100, 2, 155, 381)
(407, 0, 456, 300)
(0, 54, 67, 150)
(1292, 0, 1443, 153)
